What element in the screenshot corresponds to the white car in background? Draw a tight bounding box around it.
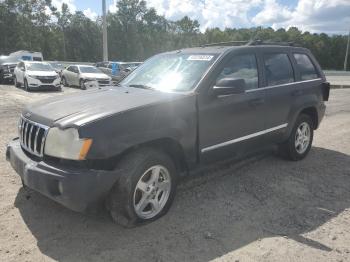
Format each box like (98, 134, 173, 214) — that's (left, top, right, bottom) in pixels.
(14, 61, 61, 91)
(61, 65, 111, 90)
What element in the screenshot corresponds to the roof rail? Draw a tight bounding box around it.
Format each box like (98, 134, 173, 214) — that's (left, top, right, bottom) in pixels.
(201, 39, 298, 48)
(246, 39, 296, 46)
(201, 40, 249, 47)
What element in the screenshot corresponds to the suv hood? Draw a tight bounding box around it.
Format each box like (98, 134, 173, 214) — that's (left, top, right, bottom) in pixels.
(23, 87, 185, 128)
(81, 73, 109, 79)
(26, 70, 57, 77)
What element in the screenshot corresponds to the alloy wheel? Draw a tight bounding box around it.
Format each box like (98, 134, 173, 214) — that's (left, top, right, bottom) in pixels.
(133, 165, 171, 219)
(295, 122, 311, 154)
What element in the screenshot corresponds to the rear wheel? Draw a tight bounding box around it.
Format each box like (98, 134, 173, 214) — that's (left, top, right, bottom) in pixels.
(108, 148, 178, 227)
(279, 114, 314, 161)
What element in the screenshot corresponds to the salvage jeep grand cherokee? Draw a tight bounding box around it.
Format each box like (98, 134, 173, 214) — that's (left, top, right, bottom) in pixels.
(6, 42, 330, 227)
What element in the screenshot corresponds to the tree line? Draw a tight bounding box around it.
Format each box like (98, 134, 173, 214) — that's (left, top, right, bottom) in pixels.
(0, 0, 349, 70)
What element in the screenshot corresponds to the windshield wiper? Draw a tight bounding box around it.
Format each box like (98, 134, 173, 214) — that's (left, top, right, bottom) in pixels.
(128, 84, 154, 90)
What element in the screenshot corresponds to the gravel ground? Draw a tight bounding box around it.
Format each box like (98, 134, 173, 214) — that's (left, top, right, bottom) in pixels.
(0, 84, 350, 262)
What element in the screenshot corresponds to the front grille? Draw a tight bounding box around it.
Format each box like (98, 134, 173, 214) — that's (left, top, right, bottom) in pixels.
(19, 117, 49, 157)
(9, 65, 15, 73)
(38, 76, 56, 83)
(97, 80, 110, 85)
(39, 85, 57, 89)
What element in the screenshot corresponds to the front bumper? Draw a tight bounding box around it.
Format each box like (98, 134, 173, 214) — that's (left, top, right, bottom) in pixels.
(27, 77, 61, 89)
(6, 139, 118, 212)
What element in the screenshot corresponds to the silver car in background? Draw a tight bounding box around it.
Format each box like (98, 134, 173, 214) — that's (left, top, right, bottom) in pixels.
(61, 65, 111, 89)
(95, 61, 142, 83)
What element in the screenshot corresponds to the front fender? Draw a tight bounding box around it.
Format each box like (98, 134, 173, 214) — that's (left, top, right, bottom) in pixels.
(80, 94, 198, 165)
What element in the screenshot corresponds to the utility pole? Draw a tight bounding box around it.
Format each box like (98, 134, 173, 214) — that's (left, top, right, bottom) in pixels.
(344, 29, 350, 71)
(102, 0, 108, 61)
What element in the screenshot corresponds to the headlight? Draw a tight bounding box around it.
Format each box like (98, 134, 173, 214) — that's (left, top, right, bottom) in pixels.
(27, 75, 38, 79)
(44, 127, 93, 160)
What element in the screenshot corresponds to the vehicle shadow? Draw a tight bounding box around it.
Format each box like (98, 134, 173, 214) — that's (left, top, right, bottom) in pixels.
(14, 147, 350, 262)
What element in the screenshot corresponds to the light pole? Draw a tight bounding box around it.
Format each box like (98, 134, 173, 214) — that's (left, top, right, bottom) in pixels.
(344, 29, 350, 71)
(102, 0, 108, 61)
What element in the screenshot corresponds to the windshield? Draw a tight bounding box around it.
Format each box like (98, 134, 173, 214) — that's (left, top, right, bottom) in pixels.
(50, 62, 64, 70)
(27, 63, 54, 71)
(120, 53, 218, 92)
(79, 66, 102, 73)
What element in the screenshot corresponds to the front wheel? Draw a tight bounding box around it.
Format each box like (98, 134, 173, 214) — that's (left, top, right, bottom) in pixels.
(79, 79, 86, 90)
(61, 76, 68, 87)
(108, 148, 178, 227)
(279, 114, 314, 161)
(24, 78, 30, 91)
(14, 76, 20, 87)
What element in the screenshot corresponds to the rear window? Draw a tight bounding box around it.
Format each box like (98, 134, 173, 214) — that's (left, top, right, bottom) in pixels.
(293, 53, 319, 80)
(264, 53, 294, 86)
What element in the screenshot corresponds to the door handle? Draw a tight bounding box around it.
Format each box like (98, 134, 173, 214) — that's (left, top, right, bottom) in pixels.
(250, 98, 265, 106)
(292, 90, 303, 96)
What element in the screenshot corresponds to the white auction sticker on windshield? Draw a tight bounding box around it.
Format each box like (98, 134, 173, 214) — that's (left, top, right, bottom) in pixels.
(187, 55, 214, 61)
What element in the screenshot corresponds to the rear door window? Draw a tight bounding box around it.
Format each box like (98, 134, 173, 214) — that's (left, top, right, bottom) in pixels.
(293, 53, 319, 80)
(264, 53, 294, 86)
(216, 54, 259, 90)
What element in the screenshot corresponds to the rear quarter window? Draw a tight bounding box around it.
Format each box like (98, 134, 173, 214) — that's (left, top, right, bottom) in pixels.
(293, 53, 319, 80)
(264, 53, 294, 86)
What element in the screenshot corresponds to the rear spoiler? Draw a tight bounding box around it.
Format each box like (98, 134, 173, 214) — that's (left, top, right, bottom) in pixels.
(322, 82, 330, 101)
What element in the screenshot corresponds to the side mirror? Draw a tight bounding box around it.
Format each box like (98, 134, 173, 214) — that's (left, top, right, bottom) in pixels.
(213, 78, 246, 96)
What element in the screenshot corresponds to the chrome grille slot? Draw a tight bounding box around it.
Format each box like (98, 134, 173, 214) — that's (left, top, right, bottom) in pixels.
(18, 117, 49, 157)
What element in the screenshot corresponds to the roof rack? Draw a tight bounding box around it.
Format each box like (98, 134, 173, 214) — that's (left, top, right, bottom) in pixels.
(201, 41, 249, 47)
(201, 39, 297, 47)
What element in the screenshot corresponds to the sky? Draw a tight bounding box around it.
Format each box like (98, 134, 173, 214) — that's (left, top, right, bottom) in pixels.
(51, 0, 350, 35)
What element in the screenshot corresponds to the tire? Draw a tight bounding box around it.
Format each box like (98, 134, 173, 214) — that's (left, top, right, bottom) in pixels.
(62, 76, 68, 87)
(279, 114, 314, 161)
(0, 71, 4, 84)
(79, 79, 86, 90)
(108, 148, 178, 227)
(14, 76, 20, 88)
(24, 78, 30, 91)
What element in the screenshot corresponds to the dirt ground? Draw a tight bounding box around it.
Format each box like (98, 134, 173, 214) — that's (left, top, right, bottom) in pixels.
(0, 84, 349, 262)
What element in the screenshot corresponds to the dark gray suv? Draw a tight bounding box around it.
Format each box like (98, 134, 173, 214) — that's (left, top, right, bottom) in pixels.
(6, 42, 330, 227)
